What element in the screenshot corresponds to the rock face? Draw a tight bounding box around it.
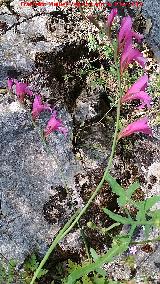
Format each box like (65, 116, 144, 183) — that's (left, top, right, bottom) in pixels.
(142, 0, 160, 61)
(0, 2, 111, 265)
(0, 96, 82, 263)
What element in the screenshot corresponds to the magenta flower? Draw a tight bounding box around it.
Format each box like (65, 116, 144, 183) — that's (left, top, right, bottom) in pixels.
(118, 16, 143, 51)
(15, 81, 33, 103)
(31, 95, 52, 120)
(7, 78, 14, 91)
(120, 43, 147, 74)
(44, 111, 68, 137)
(118, 118, 152, 139)
(121, 75, 152, 108)
(107, 8, 118, 28)
(121, 91, 152, 109)
(118, 16, 132, 50)
(126, 75, 148, 94)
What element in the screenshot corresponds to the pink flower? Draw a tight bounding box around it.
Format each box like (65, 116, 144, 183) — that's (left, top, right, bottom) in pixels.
(31, 95, 52, 120)
(44, 111, 68, 137)
(15, 81, 33, 102)
(120, 43, 147, 74)
(107, 8, 118, 28)
(118, 16, 132, 51)
(7, 78, 14, 91)
(121, 91, 152, 109)
(121, 75, 152, 108)
(126, 75, 148, 94)
(118, 16, 143, 51)
(118, 118, 152, 139)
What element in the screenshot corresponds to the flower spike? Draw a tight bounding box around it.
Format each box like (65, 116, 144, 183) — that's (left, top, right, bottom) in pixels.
(32, 95, 52, 120)
(118, 118, 152, 139)
(44, 111, 68, 137)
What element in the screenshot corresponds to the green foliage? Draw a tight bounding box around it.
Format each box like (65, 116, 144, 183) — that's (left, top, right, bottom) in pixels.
(123, 255, 135, 270)
(148, 73, 160, 98)
(0, 259, 17, 284)
(104, 173, 160, 239)
(122, 69, 143, 89)
(0, 254, 48, 284)
(103, 44, 113, 59)
(79, 63, 107, 89)
(24, 253, 48, 280)
(109, 66, 117, 78)
(65, 236, 130, 284)
(104, 173, 140, 207)
(88, 33, 99, 52)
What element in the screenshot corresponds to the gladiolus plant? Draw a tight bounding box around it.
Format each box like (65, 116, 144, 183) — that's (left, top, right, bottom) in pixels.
(5, 9, 155, 284)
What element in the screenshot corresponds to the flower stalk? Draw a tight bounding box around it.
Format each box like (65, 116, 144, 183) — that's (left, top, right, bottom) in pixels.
(28, 9, 153, 284)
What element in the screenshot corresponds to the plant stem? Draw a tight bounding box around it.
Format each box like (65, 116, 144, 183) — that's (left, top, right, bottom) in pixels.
(30, 44, 123, 284)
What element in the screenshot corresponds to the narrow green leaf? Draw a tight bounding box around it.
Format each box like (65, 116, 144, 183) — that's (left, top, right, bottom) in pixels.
(103, 208, 132, 224)
(135, 203, 146, 222)
(90, 248, 99, 261)
(104, 173, 126, 206)
(105, 173, 125, 195)
(66, 238, 130, 284)
(95, 268, 107, 277)
(127, 182, 140, 199)
(148, 210, 160, 228)
(144, 196, 160, 212)
(92, 276, 106, 284)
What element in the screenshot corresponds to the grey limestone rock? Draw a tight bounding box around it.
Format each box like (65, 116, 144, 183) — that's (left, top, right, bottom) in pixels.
(141, 0, 160, 60)
(0, 96, 82, 263)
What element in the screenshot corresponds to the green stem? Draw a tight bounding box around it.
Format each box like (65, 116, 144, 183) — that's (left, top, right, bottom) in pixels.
(30, 211, 80, 284)
(102, 222, 121, 234)
(30, 61, 122, 284)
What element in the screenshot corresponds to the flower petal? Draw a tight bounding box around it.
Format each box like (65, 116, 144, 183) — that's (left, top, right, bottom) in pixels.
(32, 95, 52, 120)
(118, 16, 144, 52)
(118, 16, 132, 45)
(132, 31, 144, 43)
(118, 117, 152, 139)
(121, 91, 152, 109)
(15, 81, 33, 102)
(126, 75, 148, 95)
(120, 44, 147, 74)
(44, 111, 68, 137)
